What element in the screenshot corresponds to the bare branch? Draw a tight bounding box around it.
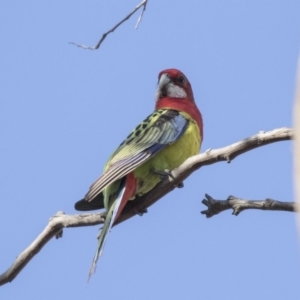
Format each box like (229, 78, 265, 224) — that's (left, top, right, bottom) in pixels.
(0, 212, 106, 286)
(70, 0, 148, 50)
(115, 127, 294, 225)
(0, 127, 293, 286)
(201, 194, 296, 218)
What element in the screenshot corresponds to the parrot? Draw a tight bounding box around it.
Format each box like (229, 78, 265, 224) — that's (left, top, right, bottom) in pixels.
(74, 68, 203, 277)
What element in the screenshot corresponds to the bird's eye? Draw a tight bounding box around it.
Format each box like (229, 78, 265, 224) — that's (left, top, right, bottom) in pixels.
(177, 76, 185, 84)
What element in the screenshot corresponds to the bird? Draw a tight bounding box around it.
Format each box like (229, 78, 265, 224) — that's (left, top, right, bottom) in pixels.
(74, 68, 203, 277)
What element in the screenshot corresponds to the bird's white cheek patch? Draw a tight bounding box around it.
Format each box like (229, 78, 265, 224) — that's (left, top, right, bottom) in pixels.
(155, 83, 187, 101)
(166, 84, 187, 98)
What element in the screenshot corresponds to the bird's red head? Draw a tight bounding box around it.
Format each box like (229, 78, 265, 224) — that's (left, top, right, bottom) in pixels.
(155, 68, 203, 140)
(155, 68, 195, 103)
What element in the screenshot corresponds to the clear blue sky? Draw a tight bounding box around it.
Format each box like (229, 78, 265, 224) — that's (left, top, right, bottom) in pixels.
(1, 1, 300, 299)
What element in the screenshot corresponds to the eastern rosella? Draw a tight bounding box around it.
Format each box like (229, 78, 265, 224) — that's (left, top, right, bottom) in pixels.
(75, 69, 203, 276)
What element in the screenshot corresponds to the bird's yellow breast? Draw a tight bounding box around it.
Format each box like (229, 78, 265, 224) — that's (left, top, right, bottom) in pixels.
(133, 112, 202, 196)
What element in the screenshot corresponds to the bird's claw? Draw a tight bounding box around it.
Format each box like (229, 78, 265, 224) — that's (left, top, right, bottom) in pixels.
(135, 208, 148, 216)
(55, 229, 63, 239)
(176, 182, 184, 188)
(152, 169, 184, 189)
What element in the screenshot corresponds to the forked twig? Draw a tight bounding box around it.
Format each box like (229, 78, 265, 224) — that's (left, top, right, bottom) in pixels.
(70, 0, 148, 50)
(201, 194, 296, 218)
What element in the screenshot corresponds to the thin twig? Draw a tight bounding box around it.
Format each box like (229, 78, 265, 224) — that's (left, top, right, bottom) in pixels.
(70, 0, 148, 50)
(135, 0, 148, 29)
(201, 194, 296, 218)
(0, 127, 294, 286)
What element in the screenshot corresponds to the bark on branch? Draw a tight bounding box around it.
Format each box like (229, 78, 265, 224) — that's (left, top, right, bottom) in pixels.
(0, 127, 294, 286)
(201, 194, 296, 217)
(70, 0, 148, 50)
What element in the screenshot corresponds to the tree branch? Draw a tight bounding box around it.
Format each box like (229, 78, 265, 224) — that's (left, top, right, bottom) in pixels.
(0, 127, 294, 286)
(115, 127, 294, 224)
(69, 0, 148, 50)
(0, 212, 106, 286)
(201, 194, 296, 218)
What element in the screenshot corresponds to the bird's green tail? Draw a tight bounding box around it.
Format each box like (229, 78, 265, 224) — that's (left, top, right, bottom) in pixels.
(88, 182, 126, 280)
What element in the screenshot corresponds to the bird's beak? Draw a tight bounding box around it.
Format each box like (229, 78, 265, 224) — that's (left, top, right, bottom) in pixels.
(155, 73, 172, 101)
(158, 73, 171, 89)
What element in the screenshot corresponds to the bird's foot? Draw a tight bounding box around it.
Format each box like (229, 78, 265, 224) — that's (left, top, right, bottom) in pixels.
(135, 208, 148, 216)
(176, 182, 184, 188)
(55, 229, 63, 239)
(152, 169, 184, 188)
